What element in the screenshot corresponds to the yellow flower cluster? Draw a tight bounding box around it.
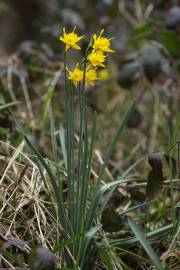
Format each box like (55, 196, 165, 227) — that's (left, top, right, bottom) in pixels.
(59, 28, 114, 87)
(88, 29, 114, 69)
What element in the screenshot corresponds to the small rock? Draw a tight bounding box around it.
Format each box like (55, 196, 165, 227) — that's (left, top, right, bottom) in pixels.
(29, 247, 57, 270)
(117, 61, 142, 89)
(127, 108, 142, 128)
(166, 6, 180, 30)
(140, 43, 161, 82)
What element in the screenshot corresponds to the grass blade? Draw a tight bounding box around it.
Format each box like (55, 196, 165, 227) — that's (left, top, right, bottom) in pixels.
(128, 218, 163, 270)
(60, 124, 68, 170)
(97, 100, 135, 184)
(99, 248, 115, 270)
(109, 223, 173, 247)
(0, 101, 18, 111)
(80, 224, 102, 268)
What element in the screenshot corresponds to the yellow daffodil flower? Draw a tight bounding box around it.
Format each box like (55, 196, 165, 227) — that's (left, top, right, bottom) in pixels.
(93, 29, 114, 53)
(88, 50, 106, 68)
(98, 69, 110, 80)
(59, 27, 84, 52)
(67, 66, 83, 87)
(86, 69, 98, 86)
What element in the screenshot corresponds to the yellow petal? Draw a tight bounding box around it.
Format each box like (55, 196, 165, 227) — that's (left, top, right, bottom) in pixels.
(75, 63, 80, 68)
(72, 44, 81, 50)
(76, 35, 84, 41)
(99, 63, 106, 68)
(65, 44, 70, 51)
(99, 29, 104, 36)
(90, 81, 95, 86)
(93, 34, 97, 41)
(107, 48, 115, 52)
(73, 81, 78, 88)
(59, 36, 65, 42)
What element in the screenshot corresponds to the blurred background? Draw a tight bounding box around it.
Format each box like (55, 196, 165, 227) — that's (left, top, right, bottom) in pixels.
(0, 0, 179, 53)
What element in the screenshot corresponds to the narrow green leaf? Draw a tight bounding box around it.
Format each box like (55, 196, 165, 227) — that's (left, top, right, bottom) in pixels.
(80, 224, 101, 268)
(109, 223, 173, 247)
(50, 116, 58, 163)
(97, 100, 135, 183)
(59, 124, 67, 170)
(0, 101, 18, 111)
(0, 194, 15, 211)
(79, 108, 89, 226)
(99, 248, 114, 270)
(128, 218, 163, 270)
(41, 72, 60, 125)
(53, 233, 84, 253)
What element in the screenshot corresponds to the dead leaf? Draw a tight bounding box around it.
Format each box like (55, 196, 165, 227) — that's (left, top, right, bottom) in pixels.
(161, 249, 180, 262)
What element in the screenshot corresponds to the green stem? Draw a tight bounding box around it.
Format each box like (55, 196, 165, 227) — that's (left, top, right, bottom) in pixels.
(64, 50, 74, 233)
(76, 48, 90, 234)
